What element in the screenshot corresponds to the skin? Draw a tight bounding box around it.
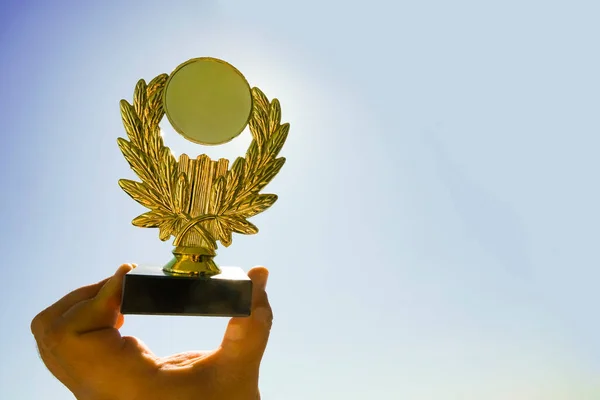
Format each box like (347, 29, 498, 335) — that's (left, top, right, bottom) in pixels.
(30, 264, 273, 400)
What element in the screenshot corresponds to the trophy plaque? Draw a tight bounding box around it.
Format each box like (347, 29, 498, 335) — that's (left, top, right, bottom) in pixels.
(117, 57, 289, 316)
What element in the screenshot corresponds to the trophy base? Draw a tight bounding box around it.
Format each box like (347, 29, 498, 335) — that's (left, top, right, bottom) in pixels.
(120, 266, 252, 317)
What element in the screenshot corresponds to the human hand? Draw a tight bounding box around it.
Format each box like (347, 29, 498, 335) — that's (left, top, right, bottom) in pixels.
(31, 264, 273, 400)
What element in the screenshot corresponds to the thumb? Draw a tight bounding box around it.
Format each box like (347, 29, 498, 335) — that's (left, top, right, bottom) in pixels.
(219, 266, 273, 363)
(61, 264, 133, 334)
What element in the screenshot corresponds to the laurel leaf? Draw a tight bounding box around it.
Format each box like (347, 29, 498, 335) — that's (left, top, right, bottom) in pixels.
(229, 194, 278, 218)
(133, 80, 147, 121)
(147, 76, 167, 107)
(256, 157, 286, 186)
(132, 209, 173, 228)
(159, 217, 179, 241)
(145, 126, 158, 162)
(211, 176, 226, 214)
(147, 74, 168, 95)
(252, 87, 270, 113)
(117, 138, 162, 193)
(219, 216, 259, 235)
(173, 172, 189, 214)
(220, 232, 233, 247)
(245, 139, 260, 173)
(147, 74, 167, 101)
(119, 100, 143, 148)
(147, 112, 164, 135)
(146, 74, 168, 129)
(234, 157, 286, 203)
(221, 157, 245, 209)
(214, 219, 233, 247)
(159, 147, 176, 194)
(248, 116, 265, 148)
(118, 179, 164, 209)
(144, 74, 167, 161)
(268, 99, 281, 134)
(268, 123, 289, 159)
(249, 88, 270, 146)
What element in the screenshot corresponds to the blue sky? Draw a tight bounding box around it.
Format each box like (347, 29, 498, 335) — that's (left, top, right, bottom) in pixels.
(1, 1, 599, 399)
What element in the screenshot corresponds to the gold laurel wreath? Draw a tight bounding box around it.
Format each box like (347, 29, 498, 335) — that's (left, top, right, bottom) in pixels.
(117, 74, 288, 251)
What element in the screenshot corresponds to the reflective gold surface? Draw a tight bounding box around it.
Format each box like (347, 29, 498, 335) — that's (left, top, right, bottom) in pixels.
(163, 58, 252, 145)
(162, 246, 220, 276)
(117, 58, 289, 276)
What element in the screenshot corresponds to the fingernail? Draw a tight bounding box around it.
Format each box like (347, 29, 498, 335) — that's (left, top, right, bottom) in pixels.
(115, 264, 134, 276)
(254, 269, 269, 290)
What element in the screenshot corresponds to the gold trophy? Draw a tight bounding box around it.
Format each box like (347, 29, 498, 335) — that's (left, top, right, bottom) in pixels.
(117, 57, 288, 316)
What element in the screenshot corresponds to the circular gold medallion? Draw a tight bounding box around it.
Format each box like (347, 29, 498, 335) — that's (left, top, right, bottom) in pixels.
(163, 57, 253, 145)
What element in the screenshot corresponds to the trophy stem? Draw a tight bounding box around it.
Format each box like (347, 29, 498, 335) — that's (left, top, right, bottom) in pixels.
(162, 246, 222, 277)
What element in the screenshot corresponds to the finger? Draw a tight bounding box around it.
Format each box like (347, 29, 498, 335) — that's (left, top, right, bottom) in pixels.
(31, 278, 109, 335)
(115, 313, 125, 330)
(219, 266, 273, 363)
(59, 264, 133, 334)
